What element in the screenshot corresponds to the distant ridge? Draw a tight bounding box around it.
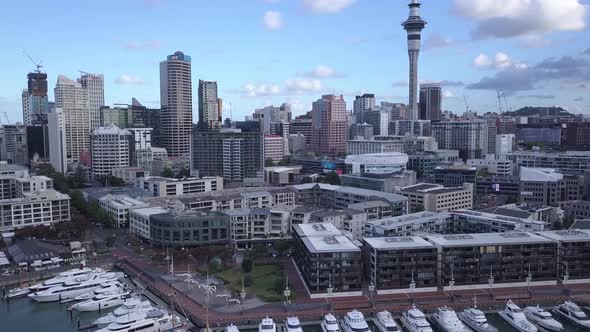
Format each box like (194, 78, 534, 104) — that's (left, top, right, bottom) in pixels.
(504, 106, 572, 117)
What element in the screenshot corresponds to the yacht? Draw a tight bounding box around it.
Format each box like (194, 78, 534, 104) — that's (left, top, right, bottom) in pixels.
(282, 317, 303, 332)
(4, 287, 30, 299)
(92, 299, 153, 327)
(374, 310, 401, 332)
(321, 313, 340, 332)
(74, 282, 124, 301)
(95, 309, 180, 332)
(401, 305, 433, 332)
(498, 300, 537, 332)
(69, 291, 132, 312)
(524, 306, 563, 331)
(28, 267, 96, 291)
(553, 301, 590, 328)
(28, 272, 120, 302)
(340, 310, 370, 332)
(259, 316, 277, 332)
(226, 324, 240, 332)
(431, 307, 470, 332)
(457, 300, 498, 332)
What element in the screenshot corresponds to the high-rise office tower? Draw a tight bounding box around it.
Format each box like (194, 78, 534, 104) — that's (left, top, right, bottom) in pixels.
(198, 80, 221, 129)
(402, 0, 427, 120)
(78, 73, 104, 130)
(311, 94, 347, 156)
(90, 124, 131, 179)
(55, 75, 90, 164)
(353, 94, 375, 122)
(22, 72, 49, 125)
(160, 51, 193, 157)
(419, 83, 441, 121)
(47, 108, 67, 173)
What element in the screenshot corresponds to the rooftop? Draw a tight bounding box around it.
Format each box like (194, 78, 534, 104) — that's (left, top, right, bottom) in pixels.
(293, 223, 341, 237)
(451, 209, 547, 226)
(348, 200, 391, 210)
(92, 124, 131, 136)
(426, 232, 554, 247)
(99, 194, 148, 209)
(400, 183, 470, 194)
(364, 236, 435, 250)
(537, 229, 590, 242)
(130, 206, 168, 217)
(520, 167, 564, 182)
(303, 235, 360, 254)
(367, 211, 452, 229)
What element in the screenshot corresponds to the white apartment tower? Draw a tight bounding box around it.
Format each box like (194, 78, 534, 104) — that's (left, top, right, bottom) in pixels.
(47, 108, 67, 173)
(90, 124, 132, 179)
(160, 51, 193, 157)
(54, 75, 90, 164)
(78, 73, 104, 130)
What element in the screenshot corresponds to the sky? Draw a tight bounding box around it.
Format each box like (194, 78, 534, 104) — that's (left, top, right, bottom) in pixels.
(1, 0, 589, 123)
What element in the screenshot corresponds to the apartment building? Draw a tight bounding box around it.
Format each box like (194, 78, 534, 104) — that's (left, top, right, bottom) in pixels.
(0, 190, 71, 232)
(136, 176, 223, 197)
(98, 194, 148, 228)
(129, 206, 167, 241)
(399, 183, 473, 212)
(365, 211, 453, 237)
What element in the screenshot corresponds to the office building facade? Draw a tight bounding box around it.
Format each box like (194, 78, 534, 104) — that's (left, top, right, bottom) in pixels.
(90, 124, 131, 179)
(419, 83, 441, 121)
(198, 80, 221, 129)
(311, 95, 347, 156)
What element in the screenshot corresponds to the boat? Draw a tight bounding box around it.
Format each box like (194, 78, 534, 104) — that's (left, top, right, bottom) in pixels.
(69, 291, 132, 312)
(3, 287, 30, 299)
(321, 313, 340, 332)
(553, 301, 590, 328)
(457, 298, 498, 332)
(259, 316, 277, 332)
(431, 306, 470, 332)
(282, 317, 303, 332)
(73, 281, 125, 301)
(28, 267, 96, 291)
(525, 306, 563, 331)
(227, 324, 240, 332)
(94, 309, 180, 332)
(92, 299, 153, 327)
(340, 310, 370, 332)
(374, 310, 401, 332)
(401, 305, 433, 332)
(497, 300, 537, 332)
(28, 271, 120, 302)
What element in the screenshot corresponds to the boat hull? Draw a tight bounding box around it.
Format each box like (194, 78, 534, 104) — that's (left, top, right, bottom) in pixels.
(498, 311, 537, 332)
(457, 312, 498, 332)
(553, 308, 590, 329)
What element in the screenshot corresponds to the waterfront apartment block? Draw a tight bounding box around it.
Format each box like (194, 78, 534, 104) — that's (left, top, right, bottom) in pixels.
(0, 189, 71, 232)
(538, 230, 590, 283)
(426, 232, 558, 290)
(136, 176, 223, 197)
(451, 209, 547, 232)
(292, 223, 362, 297)
(365, 211, 453, 237)
(399, 183, 473, 213)
(363, 236, 438, 294)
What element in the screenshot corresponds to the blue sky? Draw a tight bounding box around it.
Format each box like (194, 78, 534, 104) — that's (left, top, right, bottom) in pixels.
(1, 0, 589, 123)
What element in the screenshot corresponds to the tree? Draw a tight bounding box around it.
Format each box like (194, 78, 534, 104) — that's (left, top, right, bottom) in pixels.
(161, 168, 174, 178)
(277, 156, 292, 166)
(70, 190, 87, 215)
(274, 277, 286, 294)
(265, 158, 276, 167)
(244, 274, 254, 287)
(505, 195, 519, 204)
(412, 204, 425, 213)
(241, 258, 253, 273)
(301, 177, 314, 184)
(176, 167, 191, 179)
(274, 240, 290, 254)
(563, 215, 576, 229)
(323, 171, 341, 185)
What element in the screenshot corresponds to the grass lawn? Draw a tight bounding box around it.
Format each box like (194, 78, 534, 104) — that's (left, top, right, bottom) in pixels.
(216, 264, 284, 302)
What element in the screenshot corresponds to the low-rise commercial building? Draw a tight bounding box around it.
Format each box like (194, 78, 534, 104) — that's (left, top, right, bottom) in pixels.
(264, 166, 301, 187)
(519, 167, 570, 206)
(136, 176, 223, 197)
(433, 165, 477, 187)
(149, 211, 229, 247)
(98, 194, 149, 228)
(0, 189, 71, 232)
(538, 230, 590, 283)
(508, 150, 590, 175)
(399, 183, 473, 213)
(129, 206, 167, 241)
(292, 223, 362, 297)
(467, 156, 514, 176)
(111, 167, 146, 184)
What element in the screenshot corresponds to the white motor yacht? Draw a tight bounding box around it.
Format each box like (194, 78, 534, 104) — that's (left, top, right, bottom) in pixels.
(4, 287, 30, 299)
(457, 300, 498, 332)
(340, 310, 370, 332)
(431, 306, 470, 332)
(28, 271, 120, 302)
(226, 324, 240, 332)
(92, 299, 153, 327)
(282, 317, 303, 332)
(73, 282, 124, 301)
(28, 267, 96, 291)
(553, 301, 590, 328)
(259, 316, 277, 332)
(321, 313, 340, 332)
(69, 291, 132, 312)
(95, 309, 180, 332)
(498, 300, 537, 332)
(524, 306, 563, 331)
(374, 310, 401, 332)
(401, 305, 433, 332)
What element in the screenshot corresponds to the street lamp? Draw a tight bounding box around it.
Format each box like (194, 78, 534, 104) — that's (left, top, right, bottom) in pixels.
(240, 276, 247, 314)
(563, 262, 570, 295)
(488, 265, 494, 299)
(526, 263, 532, 295)
(283, 274, 291, 311)
(409, 268, 416, 304)
(449, 263, 455, 302)
(368, 282, 375, 308)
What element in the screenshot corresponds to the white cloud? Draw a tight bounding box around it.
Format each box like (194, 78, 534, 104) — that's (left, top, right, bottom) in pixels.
(285, 78, 323, 93)
(453, 0, 588, 39)
(263, 11, 283, 30)
(241, 83, 281, 97)
(443, 90, 455, 98)
(298, 65, 345, 79)
(424, 33, 455, 50)
(303, 0, 356, 14)
(473, 52, 527, 70)
(115, 74, 144, 85)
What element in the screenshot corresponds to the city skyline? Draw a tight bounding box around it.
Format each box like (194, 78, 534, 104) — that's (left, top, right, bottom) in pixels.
(0, 0, 589, 123)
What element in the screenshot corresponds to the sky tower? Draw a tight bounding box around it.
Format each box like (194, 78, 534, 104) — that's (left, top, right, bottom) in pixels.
(403, 0, 427, 120)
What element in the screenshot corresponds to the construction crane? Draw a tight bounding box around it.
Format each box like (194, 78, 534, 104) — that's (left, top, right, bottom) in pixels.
(3, 113, 9, 125)
(496, 90, 504, 114)
(503, 93, 512, 113)
(23, 51, 43, 73)
(463, 95, 470, 113)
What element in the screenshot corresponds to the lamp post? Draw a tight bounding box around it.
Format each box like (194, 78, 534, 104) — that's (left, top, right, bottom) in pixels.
(563, 262, 570, 295)
(526, 263, 532, 295)
(449, 263, 455, 302)
(409, 268, 416, 304)
(283, 275, 291, 311)
(240, 276, 246, 315)
(488, 265, 494, 300)
(368, 282, 375, 308)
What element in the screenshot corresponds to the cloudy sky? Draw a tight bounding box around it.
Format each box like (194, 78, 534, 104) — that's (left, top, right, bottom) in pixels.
(1, 0, 589, 123)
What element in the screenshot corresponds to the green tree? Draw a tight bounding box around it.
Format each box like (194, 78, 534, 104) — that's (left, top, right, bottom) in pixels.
(244, 274, 254, 287)
(274, 240, 290, 254)
(324, 171, 341, 185)
(265, 158, 276, 167)
(412, 204, 425, 213)
(505, 195, 519, 204)
(274, 277, 286, 294)
(176, 167, 191, 179)
(161, 168, 174, 178)
(277, 156, 292, 166)
(241, 258, 253, 273)
(563, 215, 576, 229)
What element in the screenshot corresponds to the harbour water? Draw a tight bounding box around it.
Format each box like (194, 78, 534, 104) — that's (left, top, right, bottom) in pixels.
(2, 297, 589, 331)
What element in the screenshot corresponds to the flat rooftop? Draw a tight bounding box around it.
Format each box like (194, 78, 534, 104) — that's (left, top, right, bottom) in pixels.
(367, 211, 452, 229)
(131, 206, 168, 217)
(426, 232, 555, 247)
(364, 236, 434, 250)
(303, 235, 360, 254)
(293, 223, 341, 237)
(537, 229, 590, 242)
(452, 209, 547, 226)
(520, 167, 563, 182)
(401, 183, 468, 194)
